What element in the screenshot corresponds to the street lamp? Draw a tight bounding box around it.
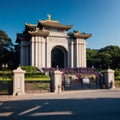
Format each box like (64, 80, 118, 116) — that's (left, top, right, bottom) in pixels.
(1, 63, 8, 80)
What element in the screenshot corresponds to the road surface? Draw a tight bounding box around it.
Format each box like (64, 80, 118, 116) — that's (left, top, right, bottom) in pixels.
(0, 89, 120, 120)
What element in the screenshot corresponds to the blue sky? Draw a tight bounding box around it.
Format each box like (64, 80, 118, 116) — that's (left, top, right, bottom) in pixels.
(0, 0, 120, 49)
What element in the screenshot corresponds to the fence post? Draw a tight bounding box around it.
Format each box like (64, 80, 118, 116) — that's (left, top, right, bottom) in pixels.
(50, 69, 63, 93)
(103, 68, 115, 89)
(13, 66, 26, 96)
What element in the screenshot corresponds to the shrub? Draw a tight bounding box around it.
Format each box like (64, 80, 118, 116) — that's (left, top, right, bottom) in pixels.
(114, 69, 120, 80)
(36, 84, 49, 90)
(115, 69, 120, 76)
(21, 66, 37, 73)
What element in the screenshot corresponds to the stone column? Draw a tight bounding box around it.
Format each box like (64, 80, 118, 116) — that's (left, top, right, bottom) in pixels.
(74, 39, 77, 67)
(35, 37, 38, 67)
(76, 39, 79, 67)
(77, 39, 87, 67)
(13, 67, 26, 96)
(38, 37, 42, 68)
(38, 37, 40, 68)
(103, 68, 115, 89)
(42, 37, 46, 67)
(45, 38, 47, 67)
(71, 41, 74, 68)
(47, 37, 51, 67)
(83, 42, 87, 67)
(31, 37, 35, 66)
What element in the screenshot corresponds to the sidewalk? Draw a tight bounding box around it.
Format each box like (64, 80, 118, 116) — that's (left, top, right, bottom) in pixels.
(1, 88, 120, 102)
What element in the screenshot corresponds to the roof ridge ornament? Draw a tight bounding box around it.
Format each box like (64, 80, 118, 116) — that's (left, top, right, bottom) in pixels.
(47, 14, 51, 21)
(45, 14, 59, 23)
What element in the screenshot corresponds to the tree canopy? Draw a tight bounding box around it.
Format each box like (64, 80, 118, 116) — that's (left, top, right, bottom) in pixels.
(87, 45, 120, 69)
(0, 30, 13, 49)
(0, 30, 15, 69)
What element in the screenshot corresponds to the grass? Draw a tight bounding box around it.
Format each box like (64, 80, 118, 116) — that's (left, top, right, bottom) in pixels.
(115, 80, 120, 87)
(0, 71, 13, 81)
(0, 76, 50, 81)
(0, 70, 50, 81)
(0, 77, 12, 81)
(25, 77, 50, 81)
(36, 84, 49, 90)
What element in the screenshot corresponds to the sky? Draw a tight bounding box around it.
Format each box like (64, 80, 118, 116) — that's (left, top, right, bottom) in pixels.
(0, 0, 120, 49)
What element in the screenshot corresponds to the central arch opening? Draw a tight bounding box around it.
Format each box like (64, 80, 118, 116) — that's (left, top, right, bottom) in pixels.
(51, 46, 67, 68)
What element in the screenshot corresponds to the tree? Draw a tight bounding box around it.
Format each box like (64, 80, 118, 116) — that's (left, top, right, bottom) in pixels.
(0, 30, 13, 69)
(0, 30, 13, 48)
(97, 52, 112, 68)
(98, 45, 120, 69)
(86, 48, 98, 67)
(87, 45, 120, 69)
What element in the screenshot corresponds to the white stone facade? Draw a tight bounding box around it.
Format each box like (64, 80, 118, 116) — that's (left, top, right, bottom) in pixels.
(17, 16, 91, 68)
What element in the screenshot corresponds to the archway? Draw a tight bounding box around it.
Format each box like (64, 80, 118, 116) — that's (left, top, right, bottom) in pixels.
(51, 46, 67, 68)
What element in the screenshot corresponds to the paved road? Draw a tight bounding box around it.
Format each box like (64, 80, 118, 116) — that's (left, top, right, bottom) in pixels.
(0, 89, 120, 120)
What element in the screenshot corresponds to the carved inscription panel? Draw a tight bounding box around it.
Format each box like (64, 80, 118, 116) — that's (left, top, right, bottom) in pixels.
(49, 37, 68, 43)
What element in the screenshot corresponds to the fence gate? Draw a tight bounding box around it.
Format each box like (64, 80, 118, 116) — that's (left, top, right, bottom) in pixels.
(63, 75, 98, 91)
(0, 71, 13, 95)
(25, 81, 50, 94)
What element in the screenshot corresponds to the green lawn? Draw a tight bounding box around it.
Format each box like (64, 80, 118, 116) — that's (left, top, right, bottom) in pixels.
(115, 80, 120, 87)
(0, 77, 12, 81)
(0, 70, 50, 81)
(0, 76, 50, 81)
(25, 77, 50, 81)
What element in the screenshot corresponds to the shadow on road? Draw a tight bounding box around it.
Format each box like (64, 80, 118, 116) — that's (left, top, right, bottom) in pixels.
(0, 97, 120, 120)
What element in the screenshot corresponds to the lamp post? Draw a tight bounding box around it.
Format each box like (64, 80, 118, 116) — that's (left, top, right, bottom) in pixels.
(1, 63, 8, 80)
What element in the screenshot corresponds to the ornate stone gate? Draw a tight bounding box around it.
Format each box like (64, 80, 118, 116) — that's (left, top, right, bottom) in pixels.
(16, 15, 92, 68)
